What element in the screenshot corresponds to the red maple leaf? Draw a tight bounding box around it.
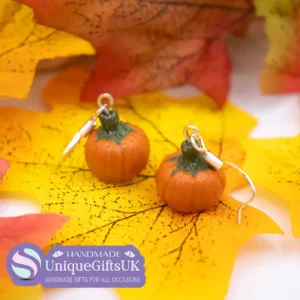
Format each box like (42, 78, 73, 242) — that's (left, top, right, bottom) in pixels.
(0, 214, 68, 278)
(16, 0, 254, 108)
(0, 157, 10, 182)
(0, 159, 68, 280)
(0, 158, 68, 294)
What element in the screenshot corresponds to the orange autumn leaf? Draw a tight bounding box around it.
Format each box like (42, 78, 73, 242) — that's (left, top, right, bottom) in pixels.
(16, 0, 255, 107)
(0, 0, 94, 99)
(0, 63, 281, 300)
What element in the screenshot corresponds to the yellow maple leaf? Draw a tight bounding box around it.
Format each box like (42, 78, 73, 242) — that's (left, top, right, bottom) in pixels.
(0, 280, 41, 300)
(242, 136, 300, 236)
(0, 64, 280, 300)
(0, 0, 94, 99)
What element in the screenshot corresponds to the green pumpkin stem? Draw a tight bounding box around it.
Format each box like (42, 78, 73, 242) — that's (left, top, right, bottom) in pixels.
(181, 140, 199, 162)
(99, 110, 120, 131)
(168, 140, 211, 176)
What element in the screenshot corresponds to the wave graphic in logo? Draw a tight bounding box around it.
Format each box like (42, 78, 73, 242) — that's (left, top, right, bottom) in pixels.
(11, 248, 41, 279)
(7, 243, 43, 286)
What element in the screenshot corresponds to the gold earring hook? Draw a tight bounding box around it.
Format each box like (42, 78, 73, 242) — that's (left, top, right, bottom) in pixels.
(183, 125, 256, 224)
(183, 125, 199, 140)
(184, 125, 207, 153)
(97, 93, 114, 112)
(190, 132, 208, 154)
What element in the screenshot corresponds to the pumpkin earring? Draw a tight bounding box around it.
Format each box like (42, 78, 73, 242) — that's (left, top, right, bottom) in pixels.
(62, 93, 150, 183)
(156, 125, 256, 224)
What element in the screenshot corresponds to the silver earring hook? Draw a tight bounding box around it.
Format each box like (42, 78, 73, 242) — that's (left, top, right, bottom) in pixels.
(183, 125, 256, 224)
(222, 161, 256, 224)
(61, 93, 115, 160)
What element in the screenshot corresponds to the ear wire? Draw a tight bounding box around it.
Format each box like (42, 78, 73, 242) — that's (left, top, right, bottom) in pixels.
(222, 160, 256, 224)
(184, 125, 256, 224)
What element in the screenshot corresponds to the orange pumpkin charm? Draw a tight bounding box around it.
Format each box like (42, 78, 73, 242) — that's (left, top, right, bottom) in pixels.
(85, 109, 150, 183)
(156, 139, 226, 213)
(61, 93, 150, 183)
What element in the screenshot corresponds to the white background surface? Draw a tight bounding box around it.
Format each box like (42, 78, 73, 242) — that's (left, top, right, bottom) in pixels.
(1, 34, 300, 300)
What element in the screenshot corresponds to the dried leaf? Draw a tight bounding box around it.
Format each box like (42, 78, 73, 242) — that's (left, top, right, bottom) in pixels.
(0, 157, 10, 181)
(16, 0, 255, 107)
(256, 0, 300, 94)
(0, 0, 94, 99)
(0, 64, 280, 300)
(242, 136, 300, 236)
